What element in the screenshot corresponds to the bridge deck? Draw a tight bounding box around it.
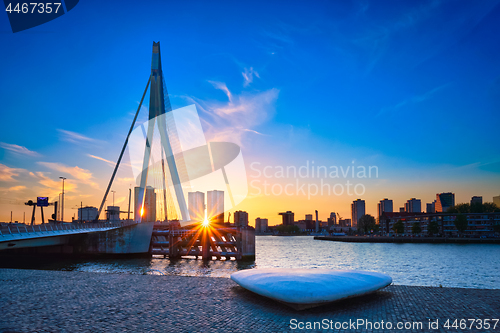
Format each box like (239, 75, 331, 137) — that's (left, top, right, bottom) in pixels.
(0, 223, 124, 249)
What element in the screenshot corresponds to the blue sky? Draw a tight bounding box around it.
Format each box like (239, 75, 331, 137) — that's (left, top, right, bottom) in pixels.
(1, 0, 500, 223)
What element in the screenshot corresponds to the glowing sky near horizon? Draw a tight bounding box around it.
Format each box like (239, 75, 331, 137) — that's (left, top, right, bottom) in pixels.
(1, 0, 500, 224)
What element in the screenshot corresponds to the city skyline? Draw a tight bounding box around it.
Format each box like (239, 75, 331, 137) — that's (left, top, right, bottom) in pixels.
(1, 1, 500, 224)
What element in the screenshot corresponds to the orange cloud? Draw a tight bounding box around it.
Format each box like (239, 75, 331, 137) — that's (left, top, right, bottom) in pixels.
(37, 162, 98, 189)
(8, 185, 26, 191)
(0, 164, 26, 181)
(31, 171, 78, 192)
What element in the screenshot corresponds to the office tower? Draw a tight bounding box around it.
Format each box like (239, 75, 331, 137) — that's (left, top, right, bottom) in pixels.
(234, 210, 249, 227)
(405, 198, 421, 213)
(188, 191, 205, 222)
(207, 190, 224, 224)
(305, 214, 313, 221)
(255, 217, 268, 233)
(494, 196, 500, 208)
(260, 218, 268, 232)
(327, 212, 337, 227)
(134, 186, 156, 222)
(426, 201, 436, 213)
(279, 211, 294, 226)
(378, 199, 393, 219)
(470, 196, 482, 206)
(351, 199, 365, 228)
(435, 192, 455, 212)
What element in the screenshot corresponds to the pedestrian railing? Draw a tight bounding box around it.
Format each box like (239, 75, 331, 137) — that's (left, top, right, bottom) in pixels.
(0, 222, 126, 238)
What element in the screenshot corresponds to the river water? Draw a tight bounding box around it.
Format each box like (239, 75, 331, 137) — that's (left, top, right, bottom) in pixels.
(1, 236, 499, 289)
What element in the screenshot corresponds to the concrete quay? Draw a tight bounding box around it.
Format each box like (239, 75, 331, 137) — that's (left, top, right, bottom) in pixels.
(0, 269, 499, 332)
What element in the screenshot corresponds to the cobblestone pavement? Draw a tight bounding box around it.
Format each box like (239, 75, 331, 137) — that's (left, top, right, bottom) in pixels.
(0, 269, 499, 332)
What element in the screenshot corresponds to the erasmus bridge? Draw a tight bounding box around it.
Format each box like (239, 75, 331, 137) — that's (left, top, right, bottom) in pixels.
(1, 42, 255, 260)
(96, 41, 189, 225)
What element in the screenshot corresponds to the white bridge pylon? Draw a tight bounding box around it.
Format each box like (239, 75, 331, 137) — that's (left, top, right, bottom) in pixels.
(96, 42, 190, 223)
(135, 42, 189, 223)
(97, 42, 248, 224)
(135, 109, 190, 223)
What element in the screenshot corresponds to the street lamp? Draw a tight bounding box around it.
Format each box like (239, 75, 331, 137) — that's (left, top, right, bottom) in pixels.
(59, 177, 66, 222)
(58, 193, 62, 220)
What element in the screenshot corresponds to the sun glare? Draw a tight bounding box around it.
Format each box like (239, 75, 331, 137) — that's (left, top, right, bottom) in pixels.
(202, 218, 210, 227)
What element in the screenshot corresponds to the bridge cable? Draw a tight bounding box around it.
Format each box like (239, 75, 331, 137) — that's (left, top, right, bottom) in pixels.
(95, 76, 151, 222)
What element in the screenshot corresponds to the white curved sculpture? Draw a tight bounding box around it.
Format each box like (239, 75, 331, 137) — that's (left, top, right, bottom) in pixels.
(231, 268, 392, 310)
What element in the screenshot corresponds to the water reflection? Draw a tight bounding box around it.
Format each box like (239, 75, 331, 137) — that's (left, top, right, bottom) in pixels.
(1, 236, 499, 289)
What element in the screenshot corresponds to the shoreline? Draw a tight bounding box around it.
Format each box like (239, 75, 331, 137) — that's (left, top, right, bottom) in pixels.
(315, 235, 500, 244)
(1, 268, 499, 332)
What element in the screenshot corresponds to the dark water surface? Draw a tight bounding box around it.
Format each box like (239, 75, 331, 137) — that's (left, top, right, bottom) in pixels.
(1, 236, 499, 289)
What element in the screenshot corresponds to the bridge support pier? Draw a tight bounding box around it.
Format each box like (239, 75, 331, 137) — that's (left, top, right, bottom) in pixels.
(150, 224, 255, 261)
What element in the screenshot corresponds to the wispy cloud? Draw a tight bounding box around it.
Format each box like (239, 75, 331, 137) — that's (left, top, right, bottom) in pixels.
(207, 81, 233, 101)
(57, 129, 96, 143)
(0, 142, 40, 157)
(37, 162, 99, 189)
(0, 164, 26, 181)
(377, 82, 451, 117)
(261, 28, 295, 45)
(187, 82, 279, 145)
(242, 67, 260, 87)
(88, 154, 116, 167)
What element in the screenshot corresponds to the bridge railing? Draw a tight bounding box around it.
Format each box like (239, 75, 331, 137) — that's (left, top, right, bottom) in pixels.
(0, 222, 123, 237)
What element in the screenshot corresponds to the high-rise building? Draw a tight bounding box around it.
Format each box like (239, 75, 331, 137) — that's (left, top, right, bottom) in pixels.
(435, 192, 455, 212)
(426, 201, 436, 213)
(261, 218, 268, 232)
(327, 212, 337, 227)
(234, 210, 249, 227)
(188, 191, 205, 222)
(134, 186, 156, 222)
(351, 199, 365, 228)
(207, 190, 224, 224)
(405, 198, 421, 213)
(378, 199, 393, 219)
(255, 217, 268, 233)
(305, 214, 313, 221)
(494, 196, 500, 208)
(470, 196, 483, 206)
(279, 211, 294, 226)
(399, 207, 405, 213)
